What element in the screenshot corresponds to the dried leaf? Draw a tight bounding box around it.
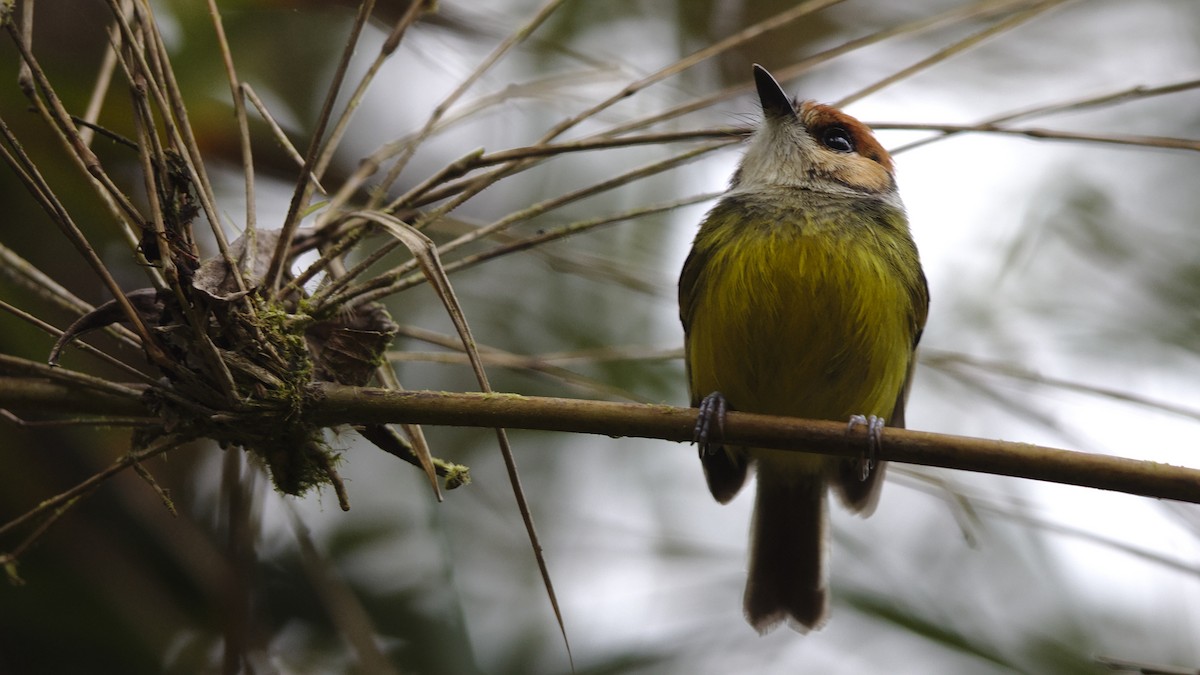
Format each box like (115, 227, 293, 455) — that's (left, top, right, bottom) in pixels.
(48, 288, 163, 366)
(192, 228, 283, 302)
(306, 302, 398, 386)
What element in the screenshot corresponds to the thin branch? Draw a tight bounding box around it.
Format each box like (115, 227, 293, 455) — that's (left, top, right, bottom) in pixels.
(0, 433, 186, 539)
(305, 385, 1200, 505)
(1095, 655, 1198, 675)
(889, 77, 1200, 155)
(876, 121, 1200, 153)
(3, 377, 1197, 504)
(891, 469, 1200, 576)
(286, 507, 401, 675)
(0, 409, 156, 428)
(323, 142, 724, 311)
(538, 0, 845, 145)
(596, 0, 1040, 139)
(359, 0, 571, 210)
(78, 0, 126, 147)
(205, 0, 257, 252)
(388, 324, 649, 403)
(311, 0, 429, 182)
(462, 129, 741, 169)
(0, 298, 156, 385)
(360, 212, 573, 668)
(0, 356, 145, 401)
(923, 350, 1200, 423)
(104, 0, 233, 280)
(240, 83, 326, 194)
(835, 0, 1068, 108)
(384, 191, 719, 296)
(0, 102, 164, 366)
(265, 0, 376, 293)
(0, 241, 142, 349)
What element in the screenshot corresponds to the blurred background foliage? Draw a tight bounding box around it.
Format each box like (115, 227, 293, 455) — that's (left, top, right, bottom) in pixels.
(2, 0, 1200, 673)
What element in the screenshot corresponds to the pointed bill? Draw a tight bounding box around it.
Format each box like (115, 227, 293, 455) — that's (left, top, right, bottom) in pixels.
(753, 64, 795, 119)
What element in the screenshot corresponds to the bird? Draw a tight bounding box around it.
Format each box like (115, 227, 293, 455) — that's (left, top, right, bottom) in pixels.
(678, 64, 929, 633)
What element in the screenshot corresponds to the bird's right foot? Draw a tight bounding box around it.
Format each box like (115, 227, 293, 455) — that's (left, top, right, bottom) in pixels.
(693, 391, 729, 456)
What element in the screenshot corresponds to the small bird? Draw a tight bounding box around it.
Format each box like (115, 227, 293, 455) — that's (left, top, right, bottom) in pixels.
(679, 65, 928, 633)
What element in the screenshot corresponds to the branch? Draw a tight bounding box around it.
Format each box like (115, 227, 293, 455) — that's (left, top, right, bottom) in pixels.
(874, 121, 1200, 153)
(0, 377, 146, 416)
(3, 377, 1196, 504)
(305, 384, 1200, 504)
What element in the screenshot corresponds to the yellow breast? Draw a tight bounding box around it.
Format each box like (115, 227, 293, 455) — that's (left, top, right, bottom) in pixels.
(681, 190, 923, 426)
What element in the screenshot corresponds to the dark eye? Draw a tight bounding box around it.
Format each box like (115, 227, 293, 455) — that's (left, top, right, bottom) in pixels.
(820, 126, 855, 153)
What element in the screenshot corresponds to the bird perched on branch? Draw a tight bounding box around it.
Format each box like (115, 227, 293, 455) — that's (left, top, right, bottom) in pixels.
(679, 64, 928, 633)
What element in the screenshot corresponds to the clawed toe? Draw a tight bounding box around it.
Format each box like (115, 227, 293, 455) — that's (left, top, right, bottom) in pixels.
(846, 414, 884, 481)
(694, 391, 729, 455)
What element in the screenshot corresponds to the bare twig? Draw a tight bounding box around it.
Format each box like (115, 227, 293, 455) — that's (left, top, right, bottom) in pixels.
(0, 298, 155, 385)
(0, 242, 142, 350)
(4, 378, 1194, 506)
(877, 121, 1200, 153)
(0, 355, 145, 401)
(834, 0, 1069, 108)
(388, 324, 649, 403)
(306, 385, 1200, 505)
(266, 0, 377, 293)
(311, 0, 430, 182)
(361, 210, 573, 668)
(286, 507, 401, 675)
(240, 83, 326, 194)
(597, 0, 1043, 138)
(205, 0, 257, 257)
(538, 0, 845, 145)
(0, 95, 164, 365)
(923, 350, 1200, 422)
(889, 79, 1200, 155)
(357, 0, 571, 211)
(0, 434, 186, 540)
(323, 142, 724, 311)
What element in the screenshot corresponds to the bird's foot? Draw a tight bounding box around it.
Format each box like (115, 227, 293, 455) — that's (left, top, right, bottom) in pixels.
(693, 391, 729, 456)
(847, 414, 884, 481)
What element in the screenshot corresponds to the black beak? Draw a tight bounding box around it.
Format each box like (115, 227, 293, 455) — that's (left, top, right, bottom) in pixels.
(753, 64, 795, 119)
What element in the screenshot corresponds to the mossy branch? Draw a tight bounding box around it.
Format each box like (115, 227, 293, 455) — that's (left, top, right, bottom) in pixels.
(2, 376, 1196, 504)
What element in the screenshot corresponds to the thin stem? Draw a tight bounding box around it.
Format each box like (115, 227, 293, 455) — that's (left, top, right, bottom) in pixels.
(78, 0, 128, 147)
(0, 434, 186, 540)
(889, 78, 1200, 155)
(328, 142, 725, 311)
(360, 0, 571, 211)
(307, 385, 1200, 505)
(311, 0, 428, 182)
(597, 0, 1040, 139)
(834, 0, 1068, 108)
(875, 122, 1200, 153)
(0, 299, 156, 385)
(0, 111, 164, 365)
(365, 191, 719, 303)
(0, 355, 145, 400)
(534, 0, 845, 147)
(240, 83, 326, 194)
(388, 324, 649, 403)
(266, 0, 377, 294)
(922, 350, 1200, 423)
(205, 0, 257, 258)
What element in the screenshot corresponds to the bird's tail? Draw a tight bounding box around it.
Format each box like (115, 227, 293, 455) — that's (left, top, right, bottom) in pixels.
(743, 470, 828, 633)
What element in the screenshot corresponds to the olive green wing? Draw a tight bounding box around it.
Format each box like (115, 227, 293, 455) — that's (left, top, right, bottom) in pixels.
(889, 268, 930, 429)
(834, 263, 929, 513)
(679, 228, 750, 504)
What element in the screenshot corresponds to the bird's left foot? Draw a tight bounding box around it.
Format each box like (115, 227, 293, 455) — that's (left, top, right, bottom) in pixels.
(847, 414, 884, 481)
